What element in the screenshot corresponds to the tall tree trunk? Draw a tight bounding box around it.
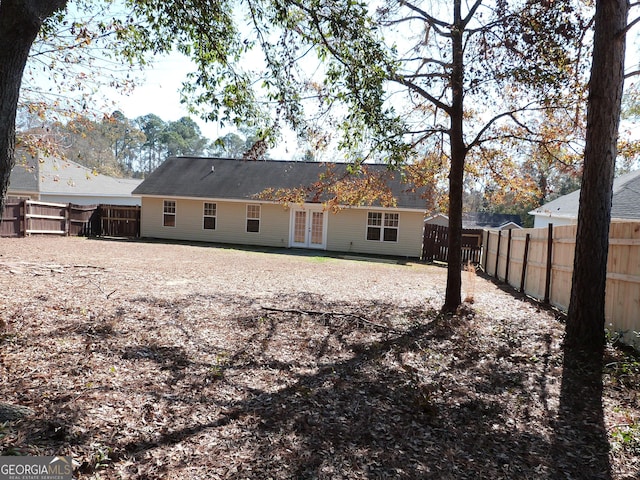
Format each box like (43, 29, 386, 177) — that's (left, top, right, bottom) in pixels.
(0, 0, 67, 215)
(566, 0, 629, 352)
(443, 0, 466, 313)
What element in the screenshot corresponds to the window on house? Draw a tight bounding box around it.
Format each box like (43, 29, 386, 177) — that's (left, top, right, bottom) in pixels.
(246, 204, 260, 233)
(203, 202, 217, 230)
(383, 213, 399, 241)
(366, 212, 399, 242)
(366, 212, 382, 241)
(163, 200, 176, 227)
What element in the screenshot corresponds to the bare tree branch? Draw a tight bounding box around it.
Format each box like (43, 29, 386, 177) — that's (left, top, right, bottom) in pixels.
(261, 306, 404, 333)
(398, 0, 451, 34)
(391, 74, 452, 115)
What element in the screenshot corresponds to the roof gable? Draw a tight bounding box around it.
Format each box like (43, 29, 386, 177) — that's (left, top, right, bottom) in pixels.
(462, 212, 521, 228)
(425, 212, 522, 228)
(133, 157, 427, 210)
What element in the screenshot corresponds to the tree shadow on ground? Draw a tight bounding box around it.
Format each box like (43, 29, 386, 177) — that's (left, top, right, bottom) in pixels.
(475, 269, 613, 479)
(553, 347, 611, 480)
(111, 298, 563, 479)
(2, 290, 614, 479)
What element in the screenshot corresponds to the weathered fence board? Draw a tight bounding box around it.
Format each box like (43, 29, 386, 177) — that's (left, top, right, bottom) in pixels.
(483, 221, 640, 349)
(421, 224, 483, 264)
(100, 205, 140, 237)
(69, 204, 99, 237)
(0, 202, 23, 237)
(25, 200, 68, 235)
(1, 201, 140, 238)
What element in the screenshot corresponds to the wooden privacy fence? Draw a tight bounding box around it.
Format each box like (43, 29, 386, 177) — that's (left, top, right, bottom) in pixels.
(483, 222, 640, 348)
(0, 201, 23, 237)
(0, 200, 140, 238)
(98, 205, 140, 237)
(422, 223, 484, 263)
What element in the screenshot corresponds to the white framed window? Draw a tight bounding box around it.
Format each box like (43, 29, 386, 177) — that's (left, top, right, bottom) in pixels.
(203, 202, 217, 230)
(163, 200, 176, 227)
(366, 212, 398, 242)
(246, 204, 261, 233)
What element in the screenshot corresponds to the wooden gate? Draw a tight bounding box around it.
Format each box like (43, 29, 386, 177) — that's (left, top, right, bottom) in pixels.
(69, 204, 100, 236)
(0, 201, 23, 237)
(99, 205, 140, 237)
(421, 223, 483, 264)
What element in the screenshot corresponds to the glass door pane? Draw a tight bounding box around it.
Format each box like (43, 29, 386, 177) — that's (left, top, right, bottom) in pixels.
(294, 210, 307, 244)
(311, 211, 324, 245)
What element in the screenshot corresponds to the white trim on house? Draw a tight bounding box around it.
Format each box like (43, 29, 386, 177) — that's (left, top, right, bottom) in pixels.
(289, 205, 328, 249)
(365, 211, 400, 243)
(246, 204, 261, 233)
(498, 221, 524, 230)
(203, 201, 217, 231)
(163, 199, 176, 227)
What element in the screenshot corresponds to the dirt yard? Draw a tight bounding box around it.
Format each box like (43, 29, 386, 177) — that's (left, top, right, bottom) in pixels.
(0, 236, 638, 479)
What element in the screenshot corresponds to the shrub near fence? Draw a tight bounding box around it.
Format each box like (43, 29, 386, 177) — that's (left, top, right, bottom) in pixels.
(483, 221, 640, 349)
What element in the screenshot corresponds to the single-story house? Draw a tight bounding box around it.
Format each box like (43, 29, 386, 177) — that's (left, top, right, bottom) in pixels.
(8, 153, 142, 206)
(529, 169, 640, 228)
(132, 157, 428, 258)
(425, 212, 522, 230)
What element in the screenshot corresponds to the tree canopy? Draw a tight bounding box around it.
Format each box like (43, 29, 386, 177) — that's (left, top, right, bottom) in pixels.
(18, 109, 213, 177)
(2, 0, 273, 212)
(242, 0, 591, 311)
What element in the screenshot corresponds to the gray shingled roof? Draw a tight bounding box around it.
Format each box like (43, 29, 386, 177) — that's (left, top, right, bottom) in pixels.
(133, 157, 427, 210)
(9, 154, 142, 198)
(611, 169, 640, 219)
(529, 169, 640, 220)
(462, 212, 522, 228)
(8, 154, 39, 193)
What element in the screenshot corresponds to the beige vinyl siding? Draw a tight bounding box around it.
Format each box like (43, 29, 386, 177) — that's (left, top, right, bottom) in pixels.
(140, 197, 425, 257)
(140, 197, 290, 247)
(326, 208, 424, 258)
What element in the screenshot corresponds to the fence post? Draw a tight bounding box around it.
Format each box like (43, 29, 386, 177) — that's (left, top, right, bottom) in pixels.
(25, 200, 30, 236)
(20, 199, 26, 237)
(483, 230, 490, 272)
(101, 205, 107, 237)
(504, 228, 513, 286)
(65, 204, 71, 236)
(136, 205, 141, 237)
(544, 223, 553, 303)
(494, 230, 502, 280)
(520, 233, 530, 292)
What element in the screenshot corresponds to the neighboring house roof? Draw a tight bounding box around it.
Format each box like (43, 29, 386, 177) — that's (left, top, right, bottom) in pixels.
(424, 214, 449, 226)
(9, 154, 142, 200)
(133, 157, 428, 210)
(8, 155, 39, 193)
(462, 212, 522, 229)
(529, 169, 640, 220)
(425, 212, 522, 229)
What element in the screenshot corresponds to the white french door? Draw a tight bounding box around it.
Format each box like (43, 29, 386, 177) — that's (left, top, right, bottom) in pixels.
(290, 206, 327, 249)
